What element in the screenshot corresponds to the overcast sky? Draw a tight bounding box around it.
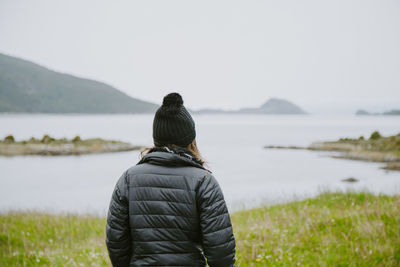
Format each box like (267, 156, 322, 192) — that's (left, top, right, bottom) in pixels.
(0, 0, 399, 113)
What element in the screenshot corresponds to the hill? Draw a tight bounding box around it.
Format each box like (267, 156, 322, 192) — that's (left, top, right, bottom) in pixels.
(0, 53, 158, 113)
(239, 98, 306, 114)
(195, 98, 306, 114)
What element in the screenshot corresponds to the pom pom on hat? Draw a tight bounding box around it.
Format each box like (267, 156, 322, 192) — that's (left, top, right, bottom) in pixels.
(162, 93, 183, 108)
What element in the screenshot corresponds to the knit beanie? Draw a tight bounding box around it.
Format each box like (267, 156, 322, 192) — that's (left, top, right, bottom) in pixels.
(153, 93, 196, 147)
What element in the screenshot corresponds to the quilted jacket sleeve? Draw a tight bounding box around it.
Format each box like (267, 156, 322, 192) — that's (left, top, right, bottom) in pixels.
(197, 174, 236, 267)
(106, 171, 131, 267)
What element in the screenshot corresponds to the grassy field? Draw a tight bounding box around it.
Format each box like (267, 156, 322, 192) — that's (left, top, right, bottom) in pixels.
(233, 192, 400, 266)
(1, 192, 399, 266)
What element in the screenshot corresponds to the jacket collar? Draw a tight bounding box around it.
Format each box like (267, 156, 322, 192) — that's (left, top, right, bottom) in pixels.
(137, 147, 208, 171)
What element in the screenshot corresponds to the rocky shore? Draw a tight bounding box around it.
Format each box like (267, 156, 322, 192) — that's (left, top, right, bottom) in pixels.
(0, 135, 142, 156)
(265, 131, 400, 171)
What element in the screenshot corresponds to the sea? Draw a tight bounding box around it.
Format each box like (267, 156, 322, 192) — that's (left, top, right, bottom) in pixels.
(0, 114, 399, 214)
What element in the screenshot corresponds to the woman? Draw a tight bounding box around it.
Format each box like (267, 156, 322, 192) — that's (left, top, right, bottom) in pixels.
(106, 93, 236, 266)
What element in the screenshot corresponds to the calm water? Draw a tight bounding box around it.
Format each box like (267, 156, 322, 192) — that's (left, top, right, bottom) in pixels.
(0, 114, 399, 214)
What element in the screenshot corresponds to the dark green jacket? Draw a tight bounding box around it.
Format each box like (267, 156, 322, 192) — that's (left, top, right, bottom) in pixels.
(106, 149, 236, 266)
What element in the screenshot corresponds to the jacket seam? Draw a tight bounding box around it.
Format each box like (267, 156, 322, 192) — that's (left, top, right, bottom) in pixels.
(203, 225, 232, 235)
(134, 251, 202, 255)
(206, 236, 235, 248)
(133, 240, 199, 243)
(130, 213, 197, 219)
(202, 211, 228, 221)
(129, 185, 196, 192)
(203, 198, 225, 210)
(130, 199, 194, 205)
(133, 226, 197, 232)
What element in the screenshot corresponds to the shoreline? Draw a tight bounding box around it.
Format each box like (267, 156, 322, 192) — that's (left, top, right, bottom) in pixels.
(264, 135, 400, 171)
(0, 135, 143, 156)
(0, 143, 143, 156)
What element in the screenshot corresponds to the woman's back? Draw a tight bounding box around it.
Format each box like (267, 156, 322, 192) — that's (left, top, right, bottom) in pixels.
(106, 149, 235, 266)
(106, 93, 235, 266)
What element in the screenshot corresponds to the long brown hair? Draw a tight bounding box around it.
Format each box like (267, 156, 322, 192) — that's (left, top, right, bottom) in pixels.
(141, 139, 206, 166)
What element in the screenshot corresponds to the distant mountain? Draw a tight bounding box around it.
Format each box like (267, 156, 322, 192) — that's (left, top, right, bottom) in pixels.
(0, 53, 158, 113)
(239, 98, 306, 114)
(383, 109, 400, 115)
(195, 98, 306, 114)
(355, 109, 371, 115)
(355, 109, 400, 116)
(190, 108, 229, 114)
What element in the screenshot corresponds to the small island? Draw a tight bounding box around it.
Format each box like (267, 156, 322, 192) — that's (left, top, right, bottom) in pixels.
(193, 98, 307, 115)
(0, 135, 143, 156)
(355, 109, 400, 116)
(265, 131, 400, 171)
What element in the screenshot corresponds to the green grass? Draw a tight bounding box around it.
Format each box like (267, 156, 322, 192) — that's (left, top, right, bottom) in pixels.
(1, 192, 399, 266)
(0, 213, 109, 266)
(233, 192, 400, 266)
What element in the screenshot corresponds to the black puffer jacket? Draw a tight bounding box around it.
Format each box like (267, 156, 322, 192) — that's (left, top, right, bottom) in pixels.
(106, 148, 236, 266)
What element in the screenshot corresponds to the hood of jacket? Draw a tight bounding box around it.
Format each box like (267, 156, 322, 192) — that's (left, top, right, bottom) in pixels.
(137, 146, 208, 171)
